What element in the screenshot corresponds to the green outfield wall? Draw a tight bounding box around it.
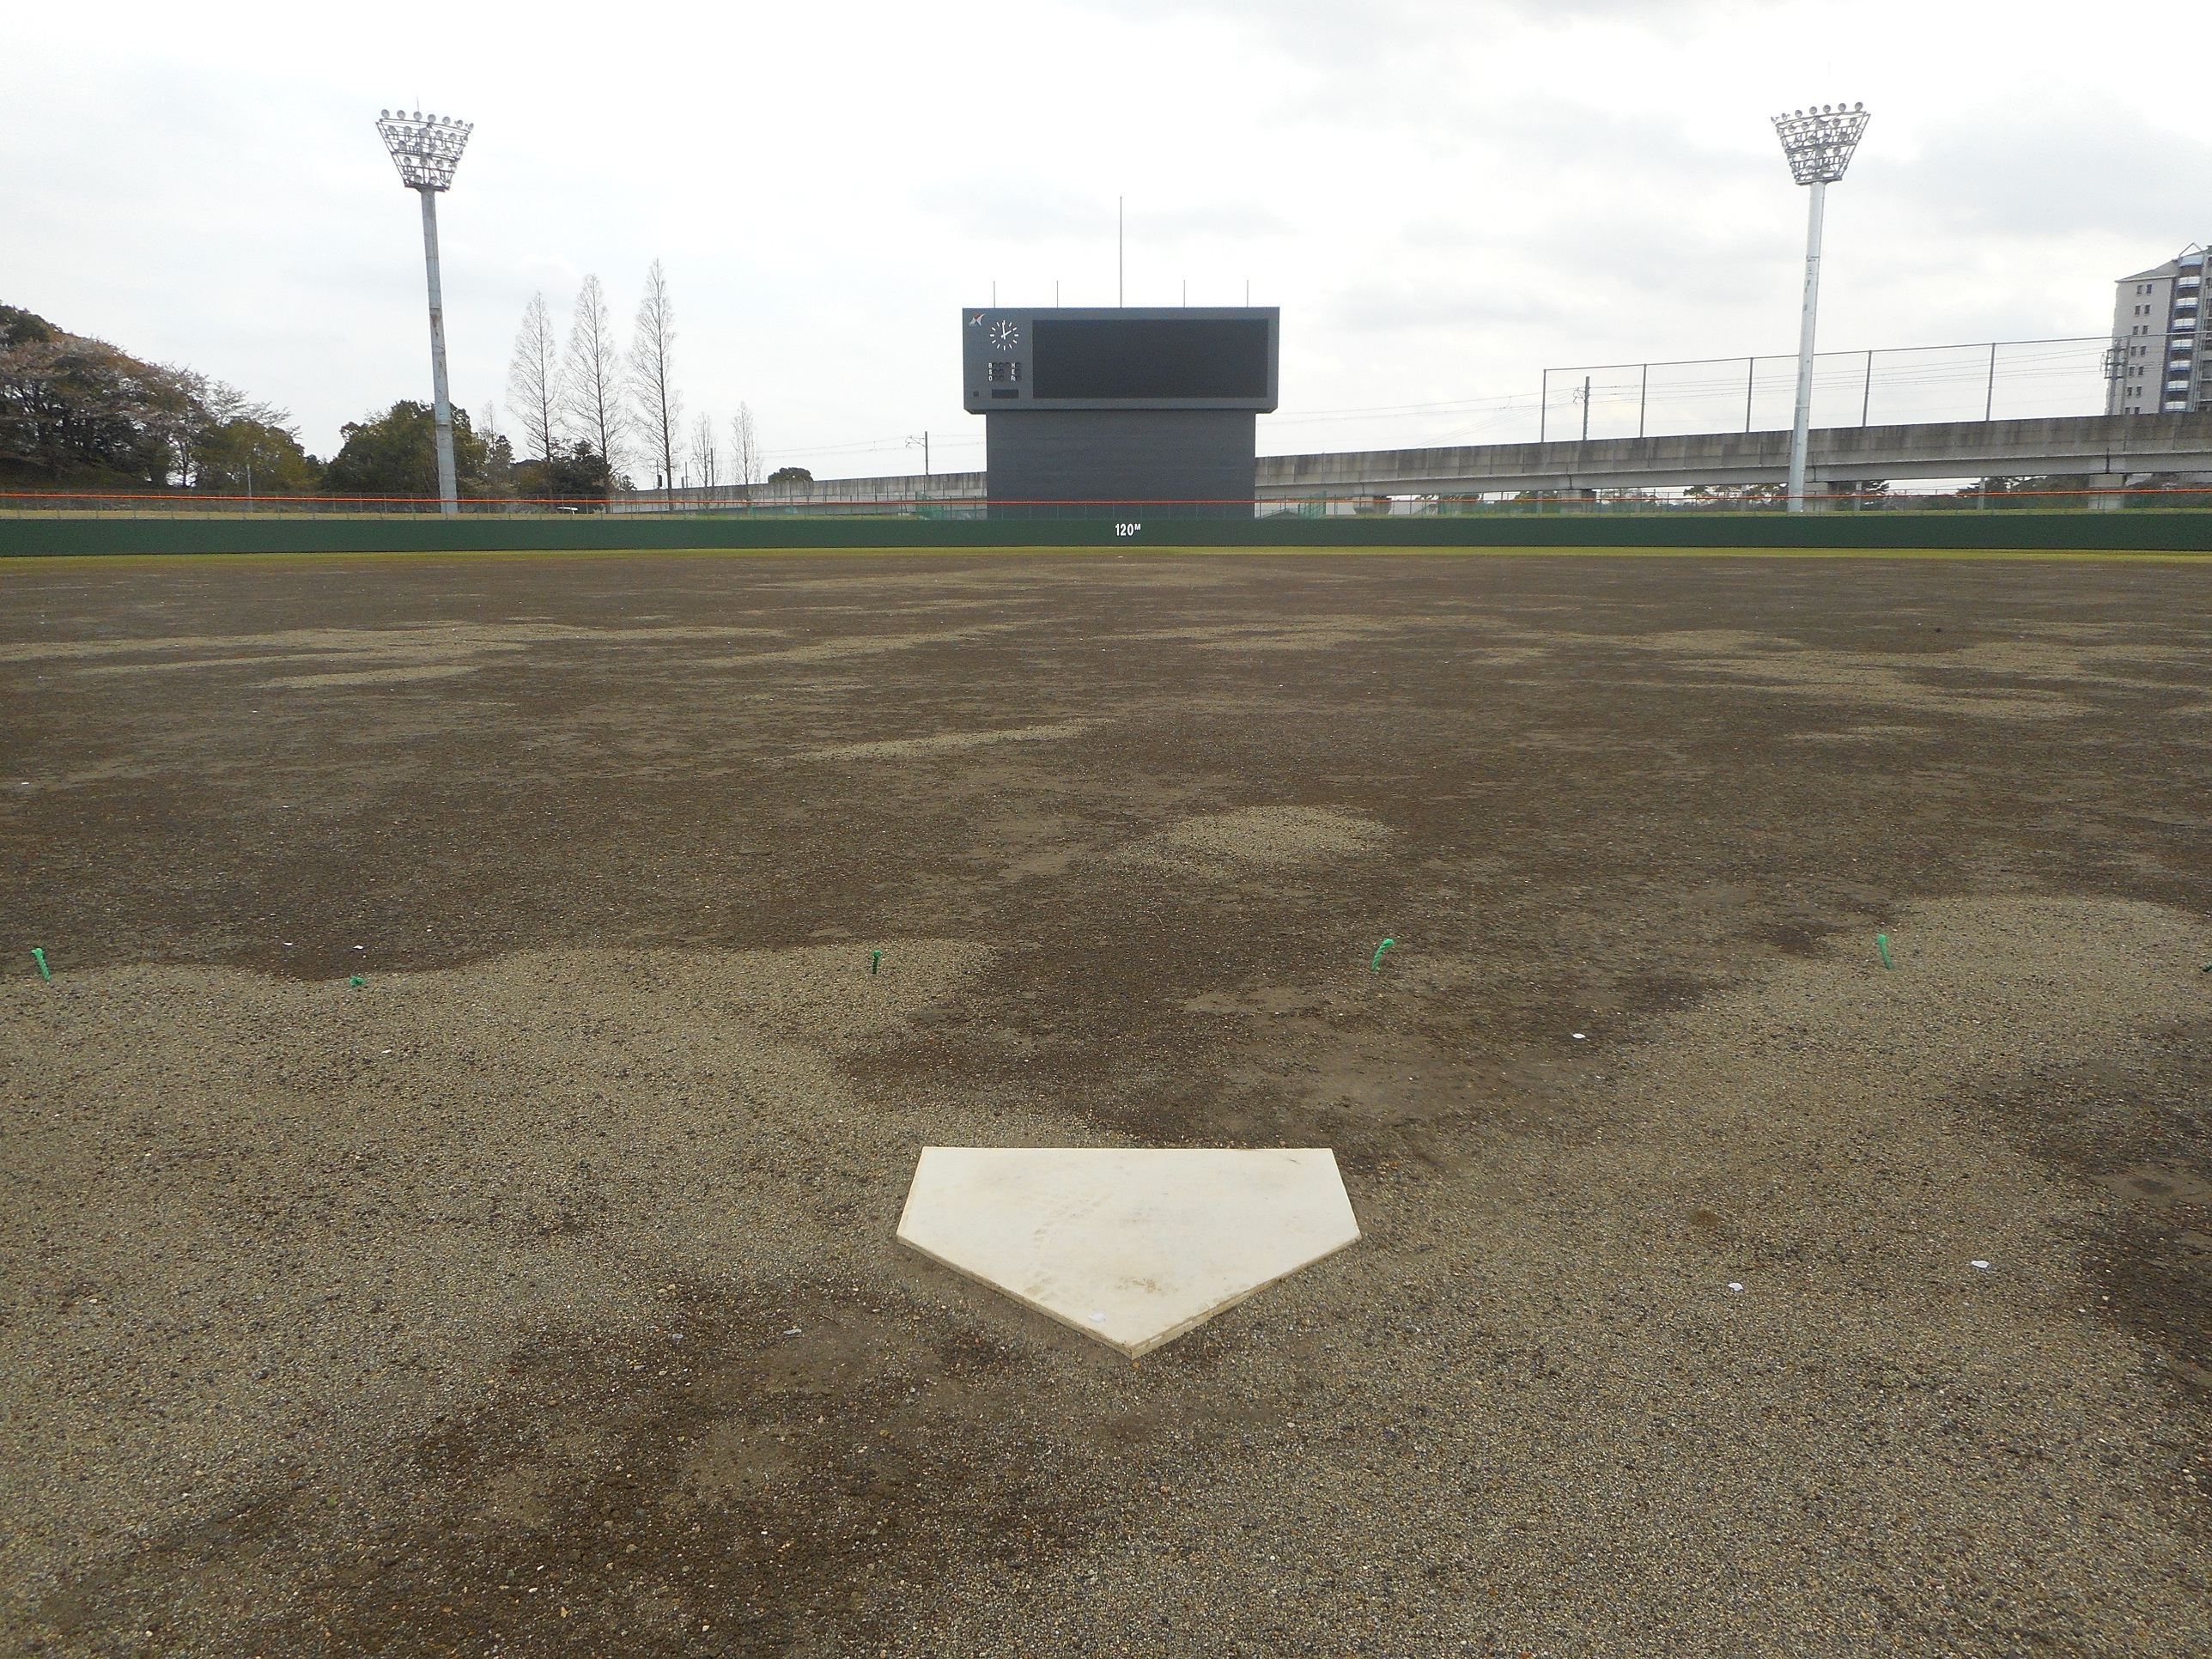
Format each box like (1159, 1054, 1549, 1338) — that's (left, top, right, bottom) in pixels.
(3, 511, 2210, 559)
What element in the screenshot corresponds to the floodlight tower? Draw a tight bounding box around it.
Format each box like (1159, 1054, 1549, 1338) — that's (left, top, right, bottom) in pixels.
(1771, 102, 1869, 513)
(376, 109, 474, 517)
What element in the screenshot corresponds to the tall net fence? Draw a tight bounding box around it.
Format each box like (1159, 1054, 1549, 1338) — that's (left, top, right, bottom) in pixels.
(1540, 337, 2108, 444)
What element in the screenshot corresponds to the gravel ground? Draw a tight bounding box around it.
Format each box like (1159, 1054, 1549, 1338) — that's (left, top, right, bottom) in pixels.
(1, 549, 2208, 1656)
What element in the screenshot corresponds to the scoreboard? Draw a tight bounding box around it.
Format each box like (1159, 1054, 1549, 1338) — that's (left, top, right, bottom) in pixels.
(963, 308, 1279, 413)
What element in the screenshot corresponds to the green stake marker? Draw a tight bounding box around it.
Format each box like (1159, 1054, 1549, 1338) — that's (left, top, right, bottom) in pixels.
(349, 975, 366, 989)
(870, 951, 882, 975)
(30, 947, 51, 981)
(1875, 933, 1893, 970)
(1371, 939, 1395, 972)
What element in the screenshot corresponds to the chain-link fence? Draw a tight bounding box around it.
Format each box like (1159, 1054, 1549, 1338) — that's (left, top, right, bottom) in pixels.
(8, 483, 2211, 521)
(1539, 337, 2108, 444)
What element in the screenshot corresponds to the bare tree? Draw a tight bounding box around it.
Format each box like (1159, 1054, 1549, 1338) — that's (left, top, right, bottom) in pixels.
(629, 260, 683, 500)
(690, 411, 720, 499)
(563, 275, 625, 487)
(506, 293, 562, 474)
(730, 403, 763, 502)
(191, 375, 290, 430)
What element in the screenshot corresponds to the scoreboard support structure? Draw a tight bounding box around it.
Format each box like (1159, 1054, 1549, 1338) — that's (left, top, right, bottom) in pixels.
(963, 307, 1280, 515)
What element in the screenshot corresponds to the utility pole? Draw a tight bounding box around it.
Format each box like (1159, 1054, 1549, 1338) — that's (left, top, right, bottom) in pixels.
(377, 109, 474, 517)
(1771, 103, 1869, 514)
(1118, 198, 1125, 306)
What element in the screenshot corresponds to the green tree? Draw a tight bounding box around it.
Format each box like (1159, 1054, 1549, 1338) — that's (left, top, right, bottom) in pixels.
(191, 417, 322, 495)
(512, 441, 617, 506)
(0, 305, 310, 494)
(767, 465, 812, 484)
(0, 329, 198, 485)
(0, 305, 58, 346)
(1684, 483, 1786, 501)
(322, 401, 507, 499)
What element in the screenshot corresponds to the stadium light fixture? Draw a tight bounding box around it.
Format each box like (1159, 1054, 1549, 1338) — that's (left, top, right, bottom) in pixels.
(1771, 102, 1869, 514)
(377, 109, 475, 517)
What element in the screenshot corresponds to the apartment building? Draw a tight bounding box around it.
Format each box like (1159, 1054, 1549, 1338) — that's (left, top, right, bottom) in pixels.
(2108, 246, 2207, 415)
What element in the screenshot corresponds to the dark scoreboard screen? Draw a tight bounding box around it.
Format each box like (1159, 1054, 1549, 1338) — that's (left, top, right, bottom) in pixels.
(963, 307, 1278, 412)
(1031, 317, 1272, 401)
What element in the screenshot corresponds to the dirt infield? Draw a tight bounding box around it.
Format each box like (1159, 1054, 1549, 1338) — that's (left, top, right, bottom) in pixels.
(2, 551, 2208, 1657)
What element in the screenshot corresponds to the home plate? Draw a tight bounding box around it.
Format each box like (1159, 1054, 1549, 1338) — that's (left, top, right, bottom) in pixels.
(896, 1147, 1361, 1358)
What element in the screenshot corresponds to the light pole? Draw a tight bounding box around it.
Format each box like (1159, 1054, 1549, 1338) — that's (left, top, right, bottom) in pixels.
(376, 109, 474, 517)
(1771, 102, 1869, 514)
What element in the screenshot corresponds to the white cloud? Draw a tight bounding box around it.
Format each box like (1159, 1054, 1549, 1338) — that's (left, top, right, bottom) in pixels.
(0, 0, 2167, 471)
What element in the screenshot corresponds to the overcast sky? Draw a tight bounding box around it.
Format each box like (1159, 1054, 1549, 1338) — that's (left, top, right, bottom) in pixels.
(8, 0, 2206, 478)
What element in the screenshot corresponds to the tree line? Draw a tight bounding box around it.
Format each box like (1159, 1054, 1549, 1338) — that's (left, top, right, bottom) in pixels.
(2, 264, 808, 501)
(0, 303, 325, 494)
(0, 301, 517, 500)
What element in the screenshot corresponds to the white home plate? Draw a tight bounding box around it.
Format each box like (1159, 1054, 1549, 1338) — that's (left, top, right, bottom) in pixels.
(896, 1147, 1360, 1357)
